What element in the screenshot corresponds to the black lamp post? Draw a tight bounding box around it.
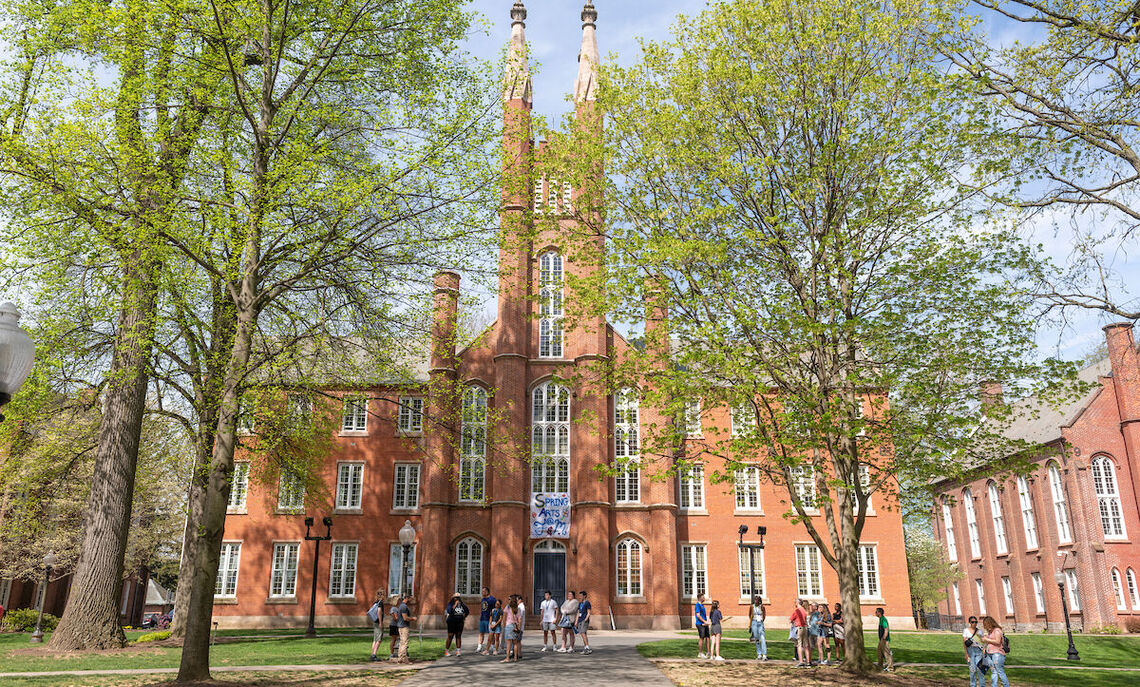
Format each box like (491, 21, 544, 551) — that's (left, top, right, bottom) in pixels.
(0, 302, 36, 423)
(399, 520, 416, 597)
(304, 516, 333, 638)
(1054, 571, 1080, 661)
(737, 524, 767, 599)
(29, 552, 58, 643)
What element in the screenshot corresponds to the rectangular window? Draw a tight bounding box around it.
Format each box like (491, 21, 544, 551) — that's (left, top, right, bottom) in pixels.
(237, 395, 256, 435)
(1017, 476, 1038, 550)
(684, 400, 702, 437)
(1031, 573, 1044, 613)
(548, 177, 559, 210)
(328, 543, 358, 598)
(792, 466, 817, 509)
(679, 464, 705, 510)
(336, 463, 363, 510)
(856, 545, 880, 599)
(942, 502, 958, 562)
(288, 394, 312, 429)
(393, 464, 420, 510)
(278, 472, 305, 511)
(534, 179, 544, 213)
(964, 491, 982, 558)
(269, 543, 300, 598)
(795, 544, 823, 598)
(397, 397, 424, 433)
(952, 581, 961, 616)
(215, 543, 241, 598)
(562, 182, 573, 214)
(975, 579, 987, 615)
(388, 543, 417, 596)
(734, 466, 761, 510)
(341, 397, 367, 433)
(738, 547, 765, 598)
(615, 466, 640, 503)
(852, 464, 873, 513)
(1001, 576, 1014, 616)
(228, 462, 250, 510)
(1065, 569, 1080, 611)
(730, 403, 752, 436)
(681, 545, 707, 599)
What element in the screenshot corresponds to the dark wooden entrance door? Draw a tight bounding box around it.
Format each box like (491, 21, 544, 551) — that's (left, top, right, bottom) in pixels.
(533, 544, 566, 616)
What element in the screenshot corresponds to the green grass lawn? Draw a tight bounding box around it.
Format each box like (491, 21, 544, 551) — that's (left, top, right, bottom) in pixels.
(0, 631, 443, 674)
(907, 665, 1139, 687)
(647, 630, 1140, 668)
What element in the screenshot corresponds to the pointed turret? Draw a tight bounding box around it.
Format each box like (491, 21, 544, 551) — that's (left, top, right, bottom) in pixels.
(504, 1, 532, 104)
(574, 1, 599, 102)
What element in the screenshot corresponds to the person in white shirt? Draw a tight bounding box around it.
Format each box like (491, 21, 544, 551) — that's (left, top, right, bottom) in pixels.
(539, 590, 559, 651)
(557, 589, 579, 652)
(517, 596, 527, 649)
(962, 616, 986, 687)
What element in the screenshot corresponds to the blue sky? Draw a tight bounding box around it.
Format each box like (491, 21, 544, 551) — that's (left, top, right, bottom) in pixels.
(461, 0, 1140, 363)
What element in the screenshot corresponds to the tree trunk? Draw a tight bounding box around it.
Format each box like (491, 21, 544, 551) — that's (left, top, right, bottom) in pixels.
(837, 518, 873, 673)
(169, 423, 213, 639)
(50, 251, 157, 650)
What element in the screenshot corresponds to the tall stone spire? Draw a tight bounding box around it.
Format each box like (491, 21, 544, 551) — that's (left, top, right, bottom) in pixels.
(574, 1, 599, 102)
(504, 1, 532, 103)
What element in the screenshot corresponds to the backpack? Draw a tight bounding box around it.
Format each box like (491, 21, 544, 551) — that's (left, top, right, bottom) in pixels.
(1002, 634, 1010, 654)
(367, 601, 381, 623)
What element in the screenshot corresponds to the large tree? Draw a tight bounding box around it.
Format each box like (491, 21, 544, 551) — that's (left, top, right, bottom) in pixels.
(558, 0, 1073, 672)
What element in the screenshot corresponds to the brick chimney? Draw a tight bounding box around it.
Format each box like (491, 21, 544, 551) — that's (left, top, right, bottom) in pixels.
(1104, 322, 1140, 526)
(980, 381, 1003, 409)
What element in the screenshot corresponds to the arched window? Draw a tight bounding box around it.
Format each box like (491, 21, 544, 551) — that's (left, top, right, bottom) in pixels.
(942, 501, 958, 562)
(532, 382, 570, 492)
(1091, 456, 1126, 539)
(614, 388, 640, 503)
(988, 482, 1007, 555)
(1016, 476, 1038, 550)
(963, 488, 981, 558)
(538, 252, 564, 358)
(1112, 568, 1127, 610)
(616, 538, 642, 596)
(1047, 463, 1072, 543)
(1127, 568, 1140, 609)
(455, 538, 483, 596)
(459, 386, 488, 502)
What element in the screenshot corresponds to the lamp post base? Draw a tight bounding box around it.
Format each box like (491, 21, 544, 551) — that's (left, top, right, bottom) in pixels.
(28, 629, 43, 644)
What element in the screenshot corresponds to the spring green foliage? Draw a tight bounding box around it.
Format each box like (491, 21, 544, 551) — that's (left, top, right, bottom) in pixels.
(0, 609, 60, 633)
(905, 528, 962, 615)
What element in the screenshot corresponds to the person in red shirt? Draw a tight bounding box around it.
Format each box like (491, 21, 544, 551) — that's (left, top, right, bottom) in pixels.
(790, 599, 811, 667)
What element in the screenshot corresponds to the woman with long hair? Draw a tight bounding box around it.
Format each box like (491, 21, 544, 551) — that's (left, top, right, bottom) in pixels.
(501, 595, 521, 663)
(981, 616, 1009, 687)
(444, 594, 469, 656)
(708, 600, 725, 661)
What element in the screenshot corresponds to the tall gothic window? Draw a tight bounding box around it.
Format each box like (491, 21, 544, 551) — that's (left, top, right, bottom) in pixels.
(1016, 476, 1038, 550)
(988, 482, 1008, 555)
(455, 538, 484, 596)
(459, 386, 488, 502)
(615, 539, 642, 596)
(1047, 462, 1072, 543)
(532, 381, 570, 492)
(963, 488, 981, 558)
(538, 252, 564, 358)
(1092, 455, 1126, 539)
(942, 501, 958, 561)
(614, 388, 640, 503)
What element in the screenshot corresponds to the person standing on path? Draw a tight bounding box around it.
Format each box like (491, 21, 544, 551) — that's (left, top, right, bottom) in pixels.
(694, 593, 710, 659)
(395, 596, 417, 664)
(708, 600, 725, 661)
(807, 603, 822, 666)
(486, 598, 504, 655)
(477, 587, 496, 654)
(875, 607, 893, 672)
(576, 590, 593, 654)
(818, 600, 833, 665)
(517, 594, 527, 652)
(831, 602, 845, 661)
(791, 599, 810, 667)
(540, 590, 559, 652)
(557, 589, 579, 653)
(444, 594, 469, 656)
(386, 594, 401, 659)
(749, 595, 767, 661)
(368, 590, 386, 662)
(501, 596, 522, 663)
(981, 616, 1009, 687)
(963, 616, 986, 687)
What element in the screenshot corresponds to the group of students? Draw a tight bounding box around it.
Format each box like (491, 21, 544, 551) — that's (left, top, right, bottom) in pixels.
(963, 615, 1011, 687)
(368, 592, 416, 663)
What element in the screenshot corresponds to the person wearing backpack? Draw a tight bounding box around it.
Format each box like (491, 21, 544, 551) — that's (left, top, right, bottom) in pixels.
(981, 616, 1009, 687)
(368, 590, 386, 661)
(963, 616, 986, 687)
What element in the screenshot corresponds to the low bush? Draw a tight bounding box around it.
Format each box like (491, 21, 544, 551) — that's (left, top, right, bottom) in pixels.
(1086, 625, 1122, 635)
(1, 608, 60, 633)
(133, 630, 173, 644)
(1125, 618, 1140, 634)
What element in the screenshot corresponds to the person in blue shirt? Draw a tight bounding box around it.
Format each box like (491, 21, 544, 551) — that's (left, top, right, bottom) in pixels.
(576, 590, 593, 654)
(477, 587, 496, 654)
(694, 592, 710, 658)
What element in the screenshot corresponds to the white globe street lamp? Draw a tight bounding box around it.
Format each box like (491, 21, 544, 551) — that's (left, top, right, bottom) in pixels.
(0, 302, 35, 422)
(399, 520, 416, 597)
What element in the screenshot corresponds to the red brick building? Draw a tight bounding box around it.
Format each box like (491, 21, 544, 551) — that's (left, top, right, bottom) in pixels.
(932, 323, 1140, 632)
(211, 1, 914, 631)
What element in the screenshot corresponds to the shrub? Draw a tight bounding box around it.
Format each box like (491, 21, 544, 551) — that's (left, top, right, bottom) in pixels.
(133, 630, 172, 644)
(1125, 618, 1140, 634)
(1086, 624, 1121, 635)
(1, 608, 60, 633)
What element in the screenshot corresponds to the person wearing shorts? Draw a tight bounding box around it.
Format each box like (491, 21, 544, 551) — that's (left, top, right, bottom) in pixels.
(444, 594, 469, 656)
(487, 599, 504, 655)
(576, 590, 592, 654)
(831, 602, 845, 660)
(791, 599, 810, 666)
(501, 597, 522, 663)
(368, 591, 386, 662)
(694, 593, 710, 658)
(387, 594, 401, 660)
(539, 590, 559, 651)
(477, 587, 496, 654)
(558, 589, 578, 652)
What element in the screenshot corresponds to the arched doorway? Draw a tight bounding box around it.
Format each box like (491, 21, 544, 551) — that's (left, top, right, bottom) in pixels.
(532, 540, 566, 615)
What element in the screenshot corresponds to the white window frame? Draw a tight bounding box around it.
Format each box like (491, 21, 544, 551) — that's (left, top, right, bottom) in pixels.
(393, 463, 420, 510)
(953, 581, 961, 616)
(1092, 456, 1127, 540)
(534, 179, 544, 213)
(853, 464, 874, 514)
(856, 544, 881, 600)
(964, 488, 981, 559)
(538, 252, 564, 358)
(562, 181, 573, 214)
(341, 396, 368, 433)
(1065, 569, 1080, 611)
(278, 471, 305, 511)
(1001, 576, 1014, 616)
(734, 466, 761, 511)
(269, 542, 300, 598)
(1112, 568, 1127, 610)
(730, 403, 753, 436)
(792, 465, 817, 511)
(328, 543, 358, 599)
(737, 546, 766, 600)
(616, 539, 643, 597)
(679, 464, 705, 510)
(228, 462, 250, 511)
(455, 538, 483, 596)
(795, 544, 823, 598)
(1017, 476, 1038, 550)
(614, 388, 640, 503)
(988, 482, 1008, 555)
(548, 176, 559, 210)
(389, 543, 417, 596)
(975, 579, 987, 615)
(215, 542, 242, 598)
(397, 396, 424, 434)
(237, 394, 256, 435)
(336, 462, 364, 510)
(288, 394, 313, 428)
(459, 387, 488, 502)
(531, 382, 570, 493)
(1048, 463, 1072, 544)
(680, 544, 707, 599)
(942, 501, 958, 562)
(684, 400, 702, 437)
(1127, 568, 1140, 610)
(1032, 572, 1044, 614)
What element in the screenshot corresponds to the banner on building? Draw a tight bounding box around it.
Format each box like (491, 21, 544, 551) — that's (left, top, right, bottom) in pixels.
(530, 492, 570, 538)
